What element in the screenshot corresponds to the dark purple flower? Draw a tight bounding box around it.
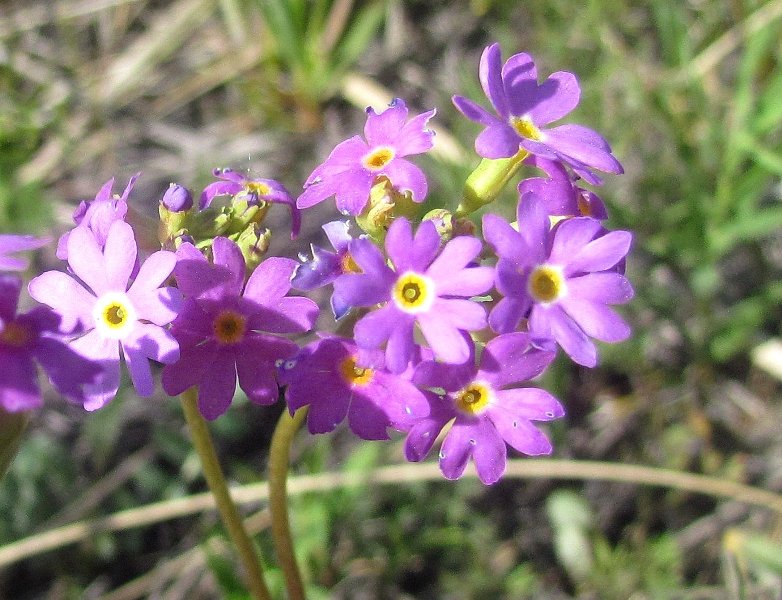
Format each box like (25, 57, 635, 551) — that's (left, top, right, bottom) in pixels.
(519, 156, 608, 219)
(297, 99, 436, 215)
(199, 168, 300, 239)
(57, 173, 138, 260)
(291, 220, 360, 319)
(29, 221, 182, 410)
(452, 43, 622, 185)
(333, 217, 494, 373)
(0, 235, 49, 271)
(483, 193, 634, 367)
(161, 238, 319, 420)
(1, 275, 101, 411)
(279, 336, 428, 440)
(403, 332, 562, 485)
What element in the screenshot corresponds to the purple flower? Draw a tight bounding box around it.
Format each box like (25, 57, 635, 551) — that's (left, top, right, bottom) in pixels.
(483, 193, 634, 367)
(452, 43, 622, 185)
(29, 221, 182, 410)
(279, 336, 428, 440)
(161, 238, 319, 420)
(403, 332, 563, 485)
(199, 168, 300, 239)
(519, 156, 608, 219)
(0, 235, 48, 271)
(297, 99, 436, 215)
(1, 275, 101, 411)
(291, 220, 360, 319)
(57, 174, 138, 260)
(334, 217, 494, 373)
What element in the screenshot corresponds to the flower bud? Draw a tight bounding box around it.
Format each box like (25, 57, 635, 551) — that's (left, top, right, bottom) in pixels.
(161, 184, 193, 212)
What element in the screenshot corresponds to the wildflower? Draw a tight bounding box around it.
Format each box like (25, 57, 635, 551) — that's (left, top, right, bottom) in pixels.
(161, 237, 318, 420)
(199, 168, 300, 238)
(29, 221, 181, 410)
(291, 220, 360, 319)
(279, 337, 428, 439)
(297, 99, 436, 216)
(0, 235, 48, 271)
(519, 155, 608, 219)
(0, 275, 102, 411)
(403, 332, 563, 485)
(57, 173, 138, 260)
(483, 192, 633, 367)
(334, 217, 494, 373)
(452, 43, 622, 184)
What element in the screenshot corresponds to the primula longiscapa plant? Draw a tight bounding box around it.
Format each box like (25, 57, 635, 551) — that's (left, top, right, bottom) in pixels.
(0, 42, 635, 599)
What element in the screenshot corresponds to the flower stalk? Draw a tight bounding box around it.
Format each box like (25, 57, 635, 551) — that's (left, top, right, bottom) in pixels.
(456, 149, 529, 217)
(268, 406, 309, 600)
(180, 387, 271, 600)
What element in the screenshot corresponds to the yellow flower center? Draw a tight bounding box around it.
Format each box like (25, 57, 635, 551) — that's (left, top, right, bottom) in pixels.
(338, 355, 374, 386)
(0, 322, 30, 347)
(528, 264, 566, 304)
(577, 193, 593, 217)
(455, 381, 493, 416)
(213, 310, 247, 345)
(93, 292, 137, 340)
(392, 272, 435, 314)
(340, 252, 362, 274)
(510, 116, 543, 141)
(245, 181, 271, 197)
(362, 146, 395, 171)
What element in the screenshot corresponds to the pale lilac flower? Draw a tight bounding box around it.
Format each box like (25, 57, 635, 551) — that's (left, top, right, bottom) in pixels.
(29, 221, 181, 410)
(334, 217, 494, 373)
(199, 168, 300, 238)
(453, 43, 622, 184)
(57, 173, 138, 260)
(403, 332, 562, 485)
(0, 235, 48, 271)
(161, 238, 318, 420)
(519, 155, 608, 219)
(297, 99, 436, 215)
(0, 275, 101, 411)
(279, 336, 428, 439)
(161, 183, 193, 212)
(291, 220, 360, 319)
(483, 193, 634, 367)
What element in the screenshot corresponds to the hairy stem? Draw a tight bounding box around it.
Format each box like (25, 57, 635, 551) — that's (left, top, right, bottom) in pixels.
(180, 388, 271, 600)
(268, 406, 309, 600)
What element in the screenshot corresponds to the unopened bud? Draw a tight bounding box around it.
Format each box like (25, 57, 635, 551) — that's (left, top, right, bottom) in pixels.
(161, 184, 193, 212)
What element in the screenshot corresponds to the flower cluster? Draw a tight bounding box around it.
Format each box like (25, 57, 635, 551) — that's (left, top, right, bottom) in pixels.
(1, 43, 633, 486)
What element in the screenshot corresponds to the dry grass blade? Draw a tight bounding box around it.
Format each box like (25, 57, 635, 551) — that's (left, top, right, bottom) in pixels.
(96, 0, 215, 108)
(0, 0, 143, 38)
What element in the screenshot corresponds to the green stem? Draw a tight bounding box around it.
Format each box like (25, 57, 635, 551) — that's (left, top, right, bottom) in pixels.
(0, 408, 28, 481)
(268, 406, 309, 600)
(180, 388, 271, 600)
(455, 149, 530, 217)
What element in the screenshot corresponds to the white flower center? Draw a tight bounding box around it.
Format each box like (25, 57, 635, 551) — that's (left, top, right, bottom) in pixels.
(92, 291, 137, 340)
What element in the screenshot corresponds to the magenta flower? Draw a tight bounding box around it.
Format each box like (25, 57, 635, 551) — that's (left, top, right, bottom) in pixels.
(0, 235, 48, 271)
(29, 221, 181, 410)
(290, 220, 360, 319)
(452, 43, 622, 185)
(1, 275, 101, 411)
(483, 193, 633, 367)
(279, 336, 428, 439)
(403, 332, 563, 485)
(333, 217, 494, 373)
(161, 238, 319, 420)
(199, 168, 300, 238)
(57, 173, 138, 260)
(297, 98, 436, 215)
(519, 155, 608, 219)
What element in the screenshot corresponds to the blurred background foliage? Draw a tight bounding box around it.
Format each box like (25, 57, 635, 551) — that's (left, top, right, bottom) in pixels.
(1, 0, 782, 598)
